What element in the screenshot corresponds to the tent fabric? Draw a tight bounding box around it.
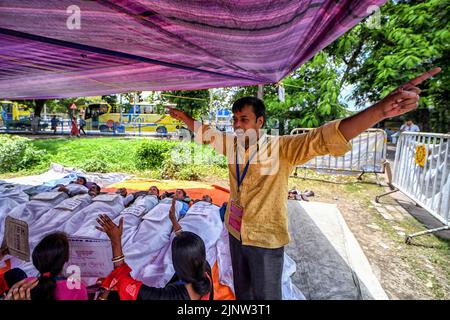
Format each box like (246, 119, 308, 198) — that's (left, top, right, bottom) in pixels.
(0, 0, 385, 99)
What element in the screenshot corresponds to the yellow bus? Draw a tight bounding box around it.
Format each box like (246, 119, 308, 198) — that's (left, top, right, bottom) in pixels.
(0, 100, 31, 123)
(83, 102, 181, 133)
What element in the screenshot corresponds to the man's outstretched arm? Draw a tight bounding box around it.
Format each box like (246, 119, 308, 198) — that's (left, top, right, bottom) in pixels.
(339, 67, 441, 141)
(167, 107, 227, 155)
(167, 107, 196, 132)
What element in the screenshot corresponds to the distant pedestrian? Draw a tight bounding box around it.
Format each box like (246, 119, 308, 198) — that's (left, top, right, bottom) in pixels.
(79, 116, 87, 135)
(70, 116, 80, 138)
(400, 118, 420, 132)
(50, 115, 59, 134)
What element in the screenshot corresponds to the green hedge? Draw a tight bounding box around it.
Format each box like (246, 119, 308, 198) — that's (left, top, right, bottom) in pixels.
(0, 135, 49, 173)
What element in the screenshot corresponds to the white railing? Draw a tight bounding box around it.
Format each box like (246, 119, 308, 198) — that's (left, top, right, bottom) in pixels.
(290, 128, 387, 180)
(377, 132, 450, 241)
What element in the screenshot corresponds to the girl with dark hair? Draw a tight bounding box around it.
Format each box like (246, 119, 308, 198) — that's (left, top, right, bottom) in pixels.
(5, 232, 88, 300)
(96, 211, 213, 300)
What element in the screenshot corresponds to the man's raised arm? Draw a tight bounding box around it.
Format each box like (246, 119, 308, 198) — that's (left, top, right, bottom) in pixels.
(167, 107, 197, 132)
(338, 67, 441, 141)
(167, 106, 227, 155)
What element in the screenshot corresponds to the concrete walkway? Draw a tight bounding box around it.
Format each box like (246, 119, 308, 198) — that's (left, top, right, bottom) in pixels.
(286, 200, 388, 300)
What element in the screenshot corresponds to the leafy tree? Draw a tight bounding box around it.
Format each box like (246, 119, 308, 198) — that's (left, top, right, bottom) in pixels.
(163, 90, 210, 119)
(227, 51, 349, 133)
(344, 0, 450, 132)
(102, 95, 118, 107)
(121, 92, 143, 104)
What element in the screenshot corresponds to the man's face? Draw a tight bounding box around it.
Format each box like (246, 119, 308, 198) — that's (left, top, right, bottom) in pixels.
(175, 189, 185, 200)
(202, 195, 212, 203)
(232, 105, 263, 133)
(75, 178, 84, 185)
(89, 185, 100, 196)
(406, 120, 413, 126)
(149, 186, 159, 196)
(116, 188, 127, 197)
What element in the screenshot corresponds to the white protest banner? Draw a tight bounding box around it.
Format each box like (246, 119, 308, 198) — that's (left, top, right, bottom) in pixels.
(67, 237, 113, 279)
(32, 191, 66, 201)
(54, 197, 83, 211)
(1, 216, 30, 261)
(188, 202, 216, 216)
(92, 194, 120, 203)
(121, 205, 147, 217)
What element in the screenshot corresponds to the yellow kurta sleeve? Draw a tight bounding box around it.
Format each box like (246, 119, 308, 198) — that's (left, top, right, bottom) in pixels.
(280, 119, 352, 166)
(193, 122, 230, 156)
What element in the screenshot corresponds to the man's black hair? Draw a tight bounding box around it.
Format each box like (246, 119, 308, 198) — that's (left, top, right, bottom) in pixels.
(92, 183, 101, 193)
(232, 96, 266, 126)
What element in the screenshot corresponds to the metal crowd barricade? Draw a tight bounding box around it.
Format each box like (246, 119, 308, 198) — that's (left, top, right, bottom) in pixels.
(290, 128, 388, 183)
(376, 132, 450, 242)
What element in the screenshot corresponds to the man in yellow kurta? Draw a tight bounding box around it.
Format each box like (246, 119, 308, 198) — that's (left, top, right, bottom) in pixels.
(168, 68, 440, 300)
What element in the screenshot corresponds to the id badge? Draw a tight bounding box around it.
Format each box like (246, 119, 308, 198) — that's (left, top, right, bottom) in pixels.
(228, 200, 244, 233)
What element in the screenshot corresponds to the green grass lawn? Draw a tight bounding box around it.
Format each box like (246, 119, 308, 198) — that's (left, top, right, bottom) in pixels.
(31, 137, 142, 172)
(0, 136, 229, 181)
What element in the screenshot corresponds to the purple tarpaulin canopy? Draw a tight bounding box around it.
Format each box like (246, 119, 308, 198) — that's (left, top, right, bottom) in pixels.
(0, 0, 385, 99)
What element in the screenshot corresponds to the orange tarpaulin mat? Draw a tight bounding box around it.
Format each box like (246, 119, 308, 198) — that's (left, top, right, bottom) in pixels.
(103, 178, 230, 206)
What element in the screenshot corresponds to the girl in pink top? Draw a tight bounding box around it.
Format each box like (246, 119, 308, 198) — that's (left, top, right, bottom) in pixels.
(27, 232, 87, 300)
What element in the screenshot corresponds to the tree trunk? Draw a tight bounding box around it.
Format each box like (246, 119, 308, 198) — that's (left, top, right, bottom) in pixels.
(33, 99, 47, 117)
(257, 85, 264, 100)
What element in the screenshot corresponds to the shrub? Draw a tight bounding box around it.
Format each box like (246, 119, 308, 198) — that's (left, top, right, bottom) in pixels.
(135, 140, 176, 170)
(159, 157, 181, 179)
(159, 157, 205, 181)
(0, 135, 48, 173)
(175, 165, 203, 181)
(169, 142, 227, 168)
(80, 158, 111, 173)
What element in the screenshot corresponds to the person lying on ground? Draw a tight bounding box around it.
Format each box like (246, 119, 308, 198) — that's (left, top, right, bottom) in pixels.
(53, 176, 89, 197)
(62, 191, 125, 238)
(131, 185, 160, 200)
(118, 194, 187, 272)
(161, 189, 191, 218)
(27, 184, 101, 240)
(4, 232, 88, 300)
(135, 197, 224, 289)
(88, 183, 101, 197)
(83, 187, 161, 244)
(161, 189, 191, 202)
(95, 214, 213, 300)
(193, 195, 213, 204)
(115, 188, 134, 207)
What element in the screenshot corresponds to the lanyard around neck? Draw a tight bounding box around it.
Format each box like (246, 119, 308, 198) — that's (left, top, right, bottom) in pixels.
(235, 146, 258, 192)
